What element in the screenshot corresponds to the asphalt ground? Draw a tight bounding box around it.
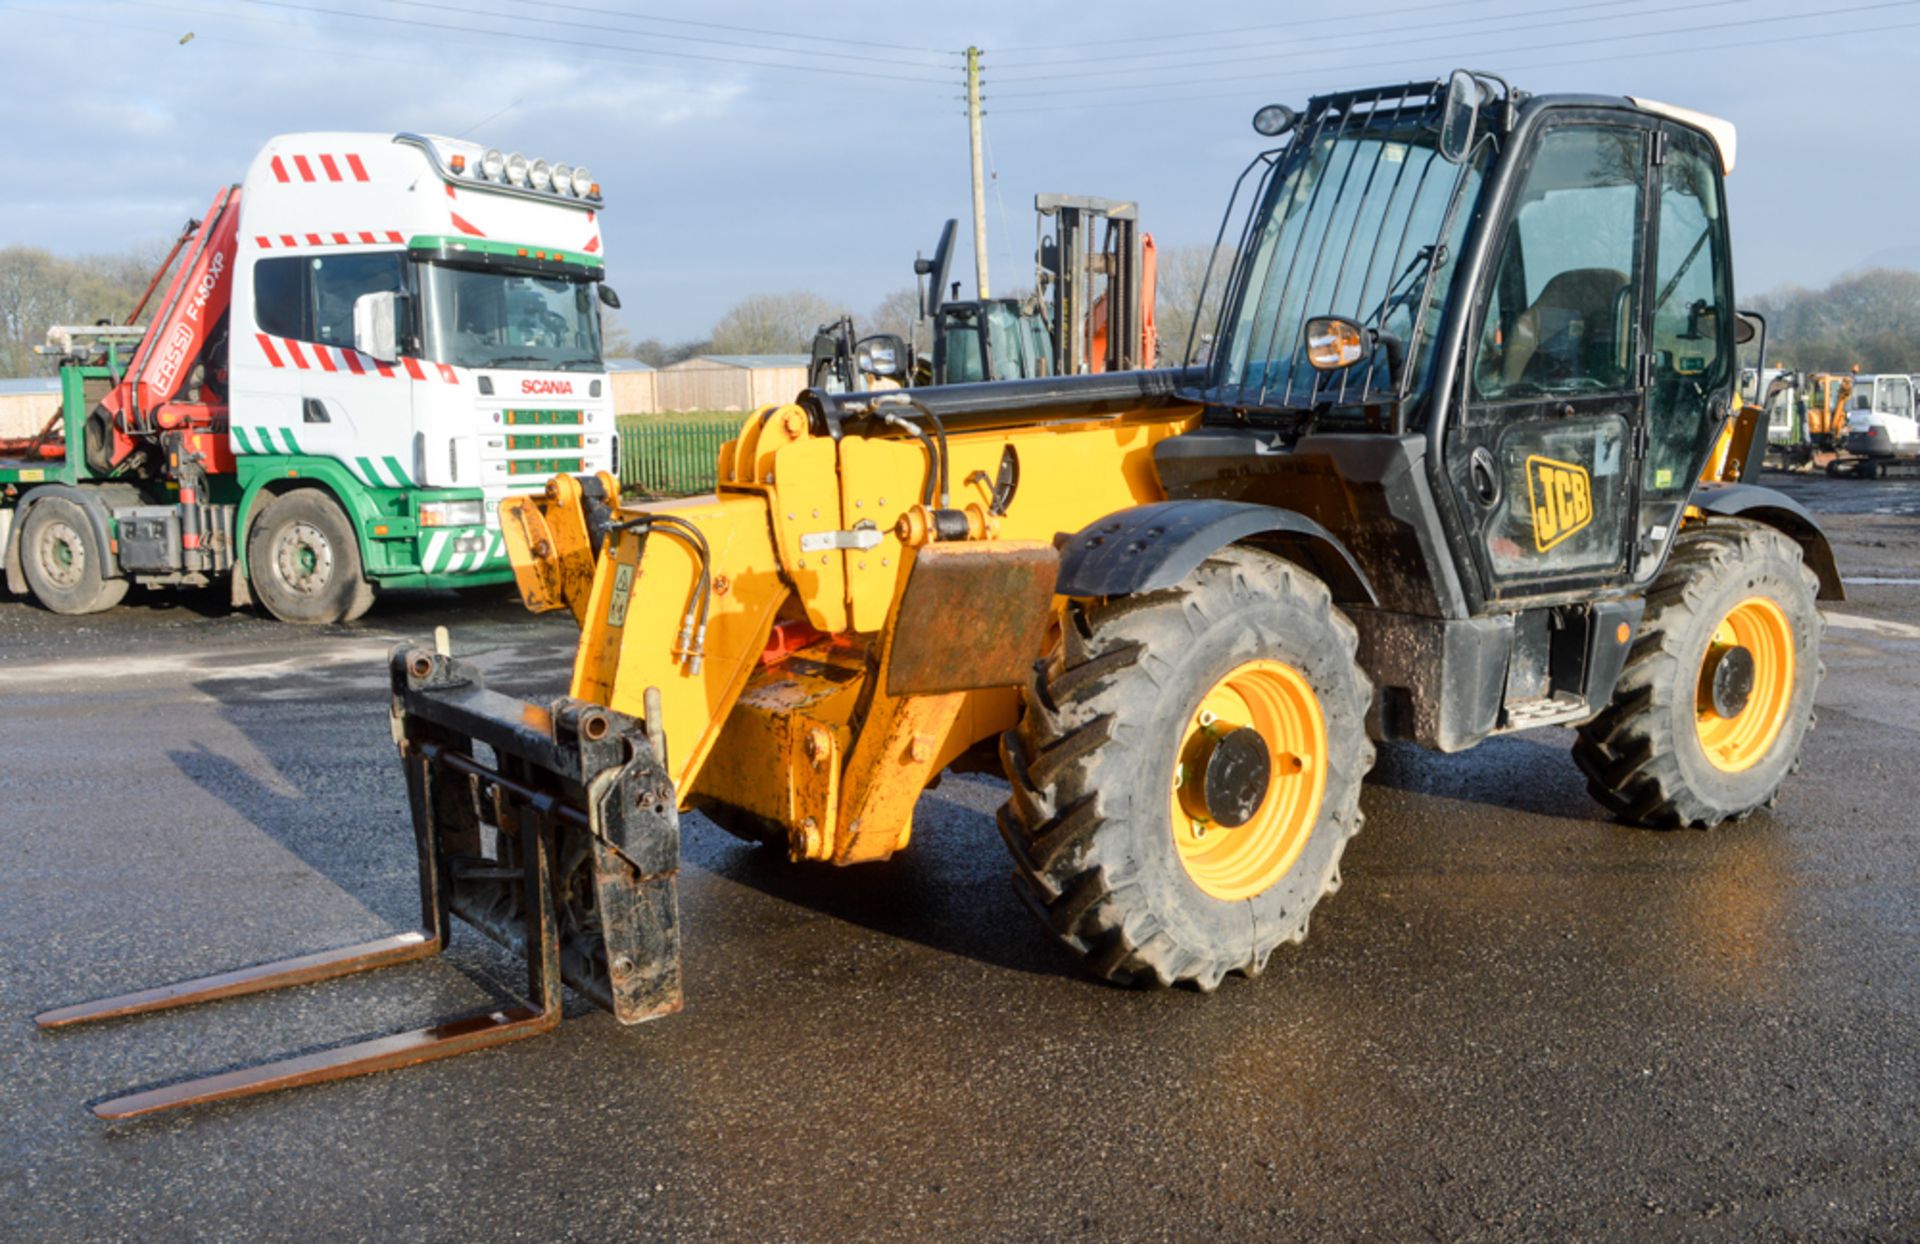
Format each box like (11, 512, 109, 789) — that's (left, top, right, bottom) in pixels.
(2, 472, 1918, 1241)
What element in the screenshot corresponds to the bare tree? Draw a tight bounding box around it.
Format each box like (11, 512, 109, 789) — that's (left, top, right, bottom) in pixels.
(0, 242, 182, 378)
(1751, 268, 1920, 373)
(709, 291, 851, 355)
(1153, 243, 1237, 367)
(860, 286, 922, 341)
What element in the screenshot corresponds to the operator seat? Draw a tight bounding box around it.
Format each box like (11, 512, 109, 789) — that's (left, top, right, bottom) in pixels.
(1502, 267, 1630, 388)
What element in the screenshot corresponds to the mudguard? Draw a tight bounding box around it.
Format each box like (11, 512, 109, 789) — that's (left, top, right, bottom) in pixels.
(1691, 481, 1844, 601)
(1055, 499, 1376, 604)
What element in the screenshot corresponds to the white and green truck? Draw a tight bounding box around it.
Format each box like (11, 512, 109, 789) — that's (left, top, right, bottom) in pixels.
(0, 131, 617, 622)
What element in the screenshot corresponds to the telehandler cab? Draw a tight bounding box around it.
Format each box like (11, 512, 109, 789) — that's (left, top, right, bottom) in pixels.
(42, 72, 1840, 1119)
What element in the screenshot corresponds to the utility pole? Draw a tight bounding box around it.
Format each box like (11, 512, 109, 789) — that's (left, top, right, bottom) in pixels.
(965, 45, 990, 299)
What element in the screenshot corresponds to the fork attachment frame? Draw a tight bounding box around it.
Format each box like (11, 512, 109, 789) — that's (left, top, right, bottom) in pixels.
(36, 644, 682, 1119)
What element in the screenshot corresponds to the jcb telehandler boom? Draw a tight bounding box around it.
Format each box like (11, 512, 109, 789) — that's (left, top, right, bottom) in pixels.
(43, 72, 1841, 1119)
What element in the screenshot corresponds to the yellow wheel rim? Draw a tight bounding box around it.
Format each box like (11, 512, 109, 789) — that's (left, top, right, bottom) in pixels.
(1695, 596, 1795, 773)
(1170, 658, 1328, 901)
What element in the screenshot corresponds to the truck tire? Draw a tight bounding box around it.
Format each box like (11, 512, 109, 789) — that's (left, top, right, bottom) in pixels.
(1574, 520, 1823, 828)
(998, 546, 1374, 989)
(19, 496, 128, 615)
(246, 490, 376, 624)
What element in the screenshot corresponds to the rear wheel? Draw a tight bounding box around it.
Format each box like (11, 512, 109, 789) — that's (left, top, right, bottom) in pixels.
(1574, 520, 1823, 827)
(246, 490, 375, 624)
(998, 547, 1374, 989)
(19, 496, 127, 615)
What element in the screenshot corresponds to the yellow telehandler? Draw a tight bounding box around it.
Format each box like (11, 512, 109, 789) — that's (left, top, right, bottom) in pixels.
(41, 72, 1842, 1118)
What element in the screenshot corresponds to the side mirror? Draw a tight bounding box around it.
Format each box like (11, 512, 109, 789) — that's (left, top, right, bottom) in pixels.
(1439, 69, 1480, 164)
(1304, 315, 1404, 383)
(352, 291, 399, 363)
(1304, 316, 1368, 371)
(598, 284, 622, 310)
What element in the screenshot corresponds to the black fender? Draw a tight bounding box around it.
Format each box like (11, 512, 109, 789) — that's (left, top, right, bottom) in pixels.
(4, 483, 123, 596)
(1690, 482, 1844, 602)
(1055, 499, 1377, 605)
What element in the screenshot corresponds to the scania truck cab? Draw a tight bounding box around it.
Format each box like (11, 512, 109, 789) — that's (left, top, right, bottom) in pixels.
(0, 131, 616, 622)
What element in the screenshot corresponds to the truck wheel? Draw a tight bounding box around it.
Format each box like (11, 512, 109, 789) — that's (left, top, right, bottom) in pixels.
(998, 547, 1374, 989)
(1574, 520, 1823, 828)
(246, 490, 376, 624)
(19, 496, 128, 615)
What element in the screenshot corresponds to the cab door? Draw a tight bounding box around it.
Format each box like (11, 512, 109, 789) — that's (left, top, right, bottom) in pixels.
(1634, 121, 1737, 576)
(1448, 117, 1654, 601)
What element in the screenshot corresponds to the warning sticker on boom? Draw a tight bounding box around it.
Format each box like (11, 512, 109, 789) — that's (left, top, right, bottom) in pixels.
(606, 562, 636, 629)
(1527, 455, 1593, 552)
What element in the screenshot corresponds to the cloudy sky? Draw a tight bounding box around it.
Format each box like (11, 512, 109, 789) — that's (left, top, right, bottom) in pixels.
(4, 0, 1919, 341)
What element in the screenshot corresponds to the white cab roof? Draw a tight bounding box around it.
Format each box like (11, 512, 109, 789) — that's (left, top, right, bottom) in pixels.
(1627, 98, 1737, 174)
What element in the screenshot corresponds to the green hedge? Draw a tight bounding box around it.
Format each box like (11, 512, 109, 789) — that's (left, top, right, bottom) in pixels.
(615, 411, 747, 498)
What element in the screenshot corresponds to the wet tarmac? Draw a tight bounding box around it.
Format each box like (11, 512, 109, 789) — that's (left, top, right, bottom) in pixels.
(1, 472, 1917, 1240)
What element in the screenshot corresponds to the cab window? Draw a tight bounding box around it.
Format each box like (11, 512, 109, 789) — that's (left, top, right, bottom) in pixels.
(252, 253, 410, 351)
(1474, 125, 1646, 401)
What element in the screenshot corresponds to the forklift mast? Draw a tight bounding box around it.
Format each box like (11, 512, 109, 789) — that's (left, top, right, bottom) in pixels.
(1035, 193, 1157, 375)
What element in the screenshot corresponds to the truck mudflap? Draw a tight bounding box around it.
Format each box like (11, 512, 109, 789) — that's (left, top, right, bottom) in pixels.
(35, 643, 682, 1120)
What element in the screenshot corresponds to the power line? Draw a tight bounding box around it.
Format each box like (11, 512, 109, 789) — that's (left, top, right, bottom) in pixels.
(380, 0, 956, 70)
(992, 10, 1920, 114)
(983, 0, 1507, 55)
(226, 0, 956, 86)
(4, 1, 959, 122)
(989, 0, 1920, 100)
(989, 0, 1686, 79)
(453, 0, 953, 57)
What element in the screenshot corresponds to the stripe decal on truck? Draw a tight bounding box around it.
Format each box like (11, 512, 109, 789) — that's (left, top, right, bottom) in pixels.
(253, 333, 459, 384)
(270, 152, 373, 184)
(252, 231, 407, 249)
(422, 527, 506, 574)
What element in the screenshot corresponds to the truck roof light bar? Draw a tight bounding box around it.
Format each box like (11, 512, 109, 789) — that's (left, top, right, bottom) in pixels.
(393, 133, 604, 208)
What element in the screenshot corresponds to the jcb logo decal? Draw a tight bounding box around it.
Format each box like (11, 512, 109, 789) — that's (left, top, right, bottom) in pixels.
(1526, 455, 1593, 552)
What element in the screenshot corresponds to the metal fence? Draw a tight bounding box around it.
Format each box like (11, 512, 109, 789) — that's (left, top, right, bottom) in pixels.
(616, 413, 743, 498)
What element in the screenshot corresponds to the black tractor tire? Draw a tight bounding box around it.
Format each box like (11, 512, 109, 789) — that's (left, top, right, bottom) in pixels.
(1574, 519, 1823, 828)
(998, 546, 1375, 990)
(19, 496, 128, 615)
(246, 489, 376, 625)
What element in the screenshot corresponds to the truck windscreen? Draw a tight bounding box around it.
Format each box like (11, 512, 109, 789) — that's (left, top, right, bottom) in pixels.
(421, 264, 603, 373)
(1205, 97, 1483, 418)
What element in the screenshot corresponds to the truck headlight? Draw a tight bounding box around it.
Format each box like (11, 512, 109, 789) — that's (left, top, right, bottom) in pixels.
(505, 152, 528, 187)
(481, 148, 505, 181)
(418, 499, 485, 528)
(551, 163, 574, 196)
(529, 159, 551, 192)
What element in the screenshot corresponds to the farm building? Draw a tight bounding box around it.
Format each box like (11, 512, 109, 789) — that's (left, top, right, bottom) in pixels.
(606, 358, 658, 415)
(655, 354, 809, 412)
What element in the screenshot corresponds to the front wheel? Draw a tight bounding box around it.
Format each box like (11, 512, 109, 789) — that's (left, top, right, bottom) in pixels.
(246, 490, 376, 624)
(1574, 520, 1823, 827)
(998, 547, 1375, 989)
(19, 496, 128, 615)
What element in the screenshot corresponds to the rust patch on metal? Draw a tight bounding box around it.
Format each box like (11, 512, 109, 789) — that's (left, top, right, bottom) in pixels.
(884, 542, 1059, 696)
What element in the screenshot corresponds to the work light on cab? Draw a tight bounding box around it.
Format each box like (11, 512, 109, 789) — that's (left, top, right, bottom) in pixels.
(529, 159, 551, 192)
(1252, 103, 1298, 137)
(551, 163, 574, 196)
(505, 152, 529, 186)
